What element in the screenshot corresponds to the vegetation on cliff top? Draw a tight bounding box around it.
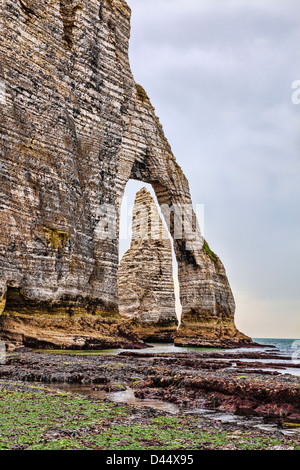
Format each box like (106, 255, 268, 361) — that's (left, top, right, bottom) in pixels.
(203, 241, 218, 263)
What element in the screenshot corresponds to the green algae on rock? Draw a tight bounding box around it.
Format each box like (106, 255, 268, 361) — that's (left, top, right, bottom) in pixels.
(0, 381, 299, 450)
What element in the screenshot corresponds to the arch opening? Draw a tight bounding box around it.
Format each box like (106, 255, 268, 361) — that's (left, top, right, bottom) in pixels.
(118, 180, 182, 327)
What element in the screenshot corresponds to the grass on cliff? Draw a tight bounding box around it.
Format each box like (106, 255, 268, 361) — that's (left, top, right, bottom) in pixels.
(0, 381, 298, 450)
(203, 241, 218, 263)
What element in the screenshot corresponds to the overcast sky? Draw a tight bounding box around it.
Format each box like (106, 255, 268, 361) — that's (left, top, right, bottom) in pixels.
(121, 0, 300, 339)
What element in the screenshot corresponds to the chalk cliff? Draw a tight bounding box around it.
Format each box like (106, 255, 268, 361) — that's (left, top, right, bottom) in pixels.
(0, 0, 251, 348)
(118, 188, 178, 341)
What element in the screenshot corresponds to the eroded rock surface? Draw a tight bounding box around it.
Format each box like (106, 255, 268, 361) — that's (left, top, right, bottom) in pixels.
(0, 0, 250, 348)
(118, 188, 178, 341)
(1, 348, 300, 426)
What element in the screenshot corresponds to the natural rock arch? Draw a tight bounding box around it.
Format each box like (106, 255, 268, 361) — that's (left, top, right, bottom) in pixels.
(116, 83, 250, 346)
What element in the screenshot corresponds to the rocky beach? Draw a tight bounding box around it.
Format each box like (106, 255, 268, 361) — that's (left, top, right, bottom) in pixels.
(0, 342, 299, 450)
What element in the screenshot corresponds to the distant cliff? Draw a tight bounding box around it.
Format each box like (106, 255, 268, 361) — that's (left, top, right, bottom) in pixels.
(0, 0, 251, 348)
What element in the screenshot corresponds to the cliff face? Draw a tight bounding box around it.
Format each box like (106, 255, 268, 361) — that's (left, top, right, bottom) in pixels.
(174, 243, 251, 347)
(118, 188, 178, 341)
(0, 0, 250, 348)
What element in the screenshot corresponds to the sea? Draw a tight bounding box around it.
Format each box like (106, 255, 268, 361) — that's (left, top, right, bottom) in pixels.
(124, 338, 300, 377)
(113, 338, 300, 359)
(252, 338, 300, 358)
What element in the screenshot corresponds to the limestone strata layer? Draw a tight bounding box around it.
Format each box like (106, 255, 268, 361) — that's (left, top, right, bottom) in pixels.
(118, 188, 178, 341)
(0, 0, 250, 348)
(174, 241, 252, 348)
